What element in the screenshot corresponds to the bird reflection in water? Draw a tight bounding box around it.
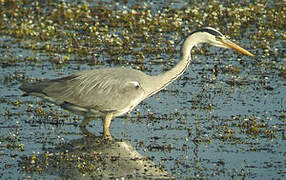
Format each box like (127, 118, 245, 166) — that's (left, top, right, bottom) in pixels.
(20, 136, 170, 179)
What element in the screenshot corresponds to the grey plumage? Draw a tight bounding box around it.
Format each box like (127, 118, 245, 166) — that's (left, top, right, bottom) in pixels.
(20, 68, 149, 117)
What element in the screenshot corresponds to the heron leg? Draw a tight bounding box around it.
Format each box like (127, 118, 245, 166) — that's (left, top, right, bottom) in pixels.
(80, 117, 93, 128)
(80, 117, 94, 137)
(103, 113, 113, 140)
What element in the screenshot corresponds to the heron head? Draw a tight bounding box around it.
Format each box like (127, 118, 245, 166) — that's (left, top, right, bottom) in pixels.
(191, 27, 254, 57)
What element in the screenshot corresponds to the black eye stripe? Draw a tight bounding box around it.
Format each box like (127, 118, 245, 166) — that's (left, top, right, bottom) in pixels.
(189, 27, 224, 37)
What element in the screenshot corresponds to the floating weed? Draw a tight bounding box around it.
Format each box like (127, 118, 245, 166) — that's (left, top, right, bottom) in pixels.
(0, 0, 284, 68)
(211, 114, 280, 145)
(234, 115, 277, 139)
(22, 103, 72, 126)
(278, 61, 286, 79)
(0, 0, 285, 179)
(10, 100, 21, 107)
(221, 65, 241, 75)
(2, 129, 24, 152)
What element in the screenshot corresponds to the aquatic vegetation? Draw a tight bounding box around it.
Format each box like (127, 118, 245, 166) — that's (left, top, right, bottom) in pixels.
(0, 0, 285, 179)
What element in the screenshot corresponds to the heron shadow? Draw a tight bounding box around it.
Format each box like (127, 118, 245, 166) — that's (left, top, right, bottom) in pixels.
(19, 135, 170, 179)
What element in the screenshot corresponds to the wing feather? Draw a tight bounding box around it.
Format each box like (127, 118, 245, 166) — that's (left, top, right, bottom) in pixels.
(41, 68, 147, 112)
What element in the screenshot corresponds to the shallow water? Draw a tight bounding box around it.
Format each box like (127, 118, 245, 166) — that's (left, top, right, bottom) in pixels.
(0, 0, 285, 179)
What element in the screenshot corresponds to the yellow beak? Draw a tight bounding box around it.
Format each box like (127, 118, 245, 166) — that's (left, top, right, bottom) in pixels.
(222, 39, 254, 57)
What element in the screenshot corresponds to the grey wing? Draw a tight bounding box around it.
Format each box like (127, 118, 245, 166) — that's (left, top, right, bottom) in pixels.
(40, 69, 146, 113)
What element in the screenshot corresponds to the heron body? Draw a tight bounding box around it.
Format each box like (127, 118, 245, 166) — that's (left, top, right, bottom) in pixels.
(20, 27, 254, 139)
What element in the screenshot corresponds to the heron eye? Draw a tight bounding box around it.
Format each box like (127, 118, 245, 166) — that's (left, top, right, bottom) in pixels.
(215, 36, 223, 41)
(129, 81, 140, 89)
(134, 83, 140, 89)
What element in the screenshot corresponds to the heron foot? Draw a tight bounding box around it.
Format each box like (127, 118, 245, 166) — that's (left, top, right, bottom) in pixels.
(103, 133, 113, 140)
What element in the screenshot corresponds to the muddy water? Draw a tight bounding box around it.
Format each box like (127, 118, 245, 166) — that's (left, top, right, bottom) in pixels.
(0, 0, 285, 179)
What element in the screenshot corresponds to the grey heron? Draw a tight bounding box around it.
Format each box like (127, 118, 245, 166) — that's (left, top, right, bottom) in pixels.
(20, 27, 254, 139)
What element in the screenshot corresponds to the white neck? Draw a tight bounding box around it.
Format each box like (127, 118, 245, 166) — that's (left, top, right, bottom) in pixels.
(146, 33, 204, 96)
